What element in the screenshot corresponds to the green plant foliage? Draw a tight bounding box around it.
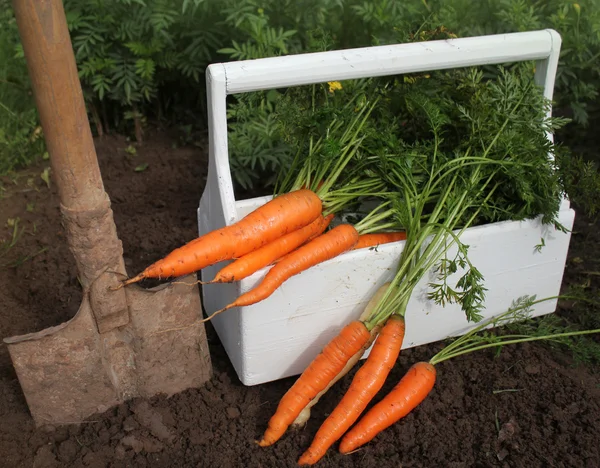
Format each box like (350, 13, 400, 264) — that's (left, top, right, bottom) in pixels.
(1, 0, 600, 193)
(227, 91, 293, 190)
(217, 0, 600, 190)
(429, 0, 600, 129)
(0, 1, 45, 174)
(507, 295, 600, 366)
(63, 0, 227, 142)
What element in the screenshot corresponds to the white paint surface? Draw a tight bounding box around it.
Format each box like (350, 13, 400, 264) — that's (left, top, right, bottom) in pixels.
(198, 29, 572, 386)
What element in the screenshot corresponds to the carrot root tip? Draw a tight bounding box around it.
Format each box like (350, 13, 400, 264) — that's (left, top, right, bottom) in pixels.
(199, 306, 232, 324)
(340, 447, 362, 455)
(121, 273, 145, 286)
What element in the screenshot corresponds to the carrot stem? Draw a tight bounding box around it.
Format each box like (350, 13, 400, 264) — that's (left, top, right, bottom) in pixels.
(431, 329, 600, 366)
(429, 294, 600, 365)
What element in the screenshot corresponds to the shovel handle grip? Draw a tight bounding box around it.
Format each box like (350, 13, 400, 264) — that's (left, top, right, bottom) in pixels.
(12, 0, 105, 211)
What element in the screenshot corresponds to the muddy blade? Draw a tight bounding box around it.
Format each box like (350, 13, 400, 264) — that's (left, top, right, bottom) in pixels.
(4, 276, 211, 427)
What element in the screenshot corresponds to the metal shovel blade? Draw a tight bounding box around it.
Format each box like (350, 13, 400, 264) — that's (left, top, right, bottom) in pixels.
(4, 274, 210, 427)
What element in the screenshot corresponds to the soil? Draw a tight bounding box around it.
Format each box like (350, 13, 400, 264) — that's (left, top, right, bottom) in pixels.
(0, 130, 599, 468)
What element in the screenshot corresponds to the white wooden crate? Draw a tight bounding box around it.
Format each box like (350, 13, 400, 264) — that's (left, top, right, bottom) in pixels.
(197, 29, 574, 386)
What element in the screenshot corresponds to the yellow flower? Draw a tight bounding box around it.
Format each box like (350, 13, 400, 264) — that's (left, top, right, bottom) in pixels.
(573, 3, 581, 15)
(30, 126, 43, 142)
(328, 81, 343, 93)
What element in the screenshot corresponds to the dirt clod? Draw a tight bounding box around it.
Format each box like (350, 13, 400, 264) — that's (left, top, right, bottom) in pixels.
(524, 364, 541, 375)
(33, 445, 58, 468)
(132, 401, 174, 443)
(226, 407, 241, 419)
(57, 439, 80, 463)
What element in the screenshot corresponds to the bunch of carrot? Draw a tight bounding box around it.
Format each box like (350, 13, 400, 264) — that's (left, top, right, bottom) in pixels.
(258, 294, 600, 464)
(335, 295, 600, 455)
(255, 69, 576, 464)
(121, 185, 406, 316)
(121, 92, 408, 318)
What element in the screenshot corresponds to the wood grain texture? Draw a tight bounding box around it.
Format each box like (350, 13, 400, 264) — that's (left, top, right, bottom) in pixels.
(12, 0, 104, 211)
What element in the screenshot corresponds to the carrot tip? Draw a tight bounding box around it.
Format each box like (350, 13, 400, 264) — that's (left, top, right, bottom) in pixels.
(339, 447, 362, 455)
(206, 278, 231, 285)
(297, 454, 314, 466)
(121, 273, 145, 286)
(199, 306, 231, 324)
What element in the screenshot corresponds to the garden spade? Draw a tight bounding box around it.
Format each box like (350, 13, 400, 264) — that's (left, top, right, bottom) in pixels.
(3, 0, 212, 427)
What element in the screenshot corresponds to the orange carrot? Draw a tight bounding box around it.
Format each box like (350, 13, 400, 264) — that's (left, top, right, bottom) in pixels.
(271, 218, 334, 266)
(352, 232, 407, 251)
(298, 315, 405, 465)
(291, 283, 392, 429)
(122, 189, 322, 285)
(212, 224, 359, 315)
(209, 214, 333, 284)
(258, 320, 371, 447)
(270, 221, 332, 267)
(339, 361, 437, 454)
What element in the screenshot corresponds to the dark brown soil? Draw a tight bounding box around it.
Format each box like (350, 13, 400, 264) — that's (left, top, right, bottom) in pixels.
(0, 130, 599, 468)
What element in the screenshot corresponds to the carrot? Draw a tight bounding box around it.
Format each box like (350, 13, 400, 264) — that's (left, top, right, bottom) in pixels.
(298, 314, 405, 465)
(290, 330, 375, 428)
(270, 214, 341, 268)
(352, 232, 407, 251)
(269, 222, 334, 268)
(257, 320, 371, 447)
(122, 189, 322, 285)
(208, 224, 359, 318)
(339, 361, 436, 454)
(208, 214, 333, 284)
(273, 215, 334, 265)
(292, 283, 392, 428)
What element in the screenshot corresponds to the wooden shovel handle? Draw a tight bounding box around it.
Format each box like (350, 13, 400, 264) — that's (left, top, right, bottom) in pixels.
(12, 0, 128, 291)
(12, 0, 105, 211)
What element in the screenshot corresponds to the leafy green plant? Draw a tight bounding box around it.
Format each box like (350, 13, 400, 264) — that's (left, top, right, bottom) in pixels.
(0, 0, 45, 175)
(64, 0, 227, 142)
(555, 148, 600, 219)
(2, 0, 599, 193)
(507, 296, 600, 366)
(430, 0, 600, 130)
(227, 96, 292, 191)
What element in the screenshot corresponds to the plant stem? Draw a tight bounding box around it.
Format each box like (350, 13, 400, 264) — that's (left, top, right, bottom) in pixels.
(431, 329, 600, 365)
(428, 294, 600, 365)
